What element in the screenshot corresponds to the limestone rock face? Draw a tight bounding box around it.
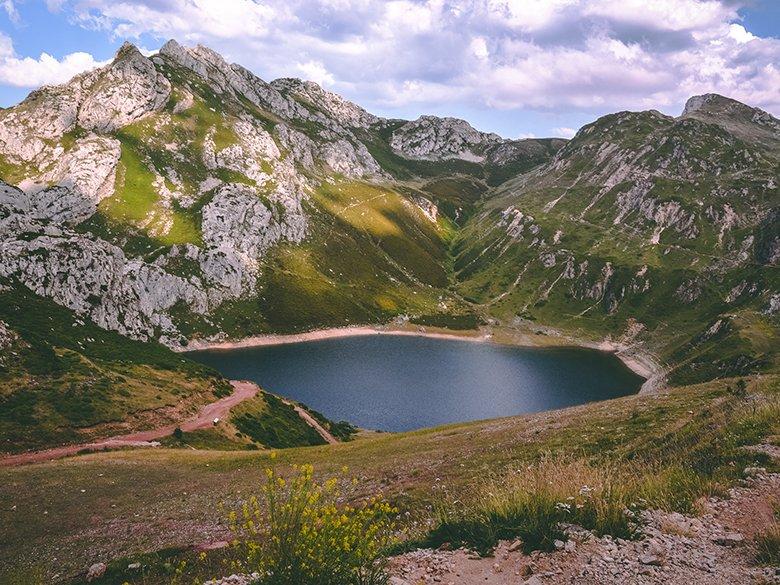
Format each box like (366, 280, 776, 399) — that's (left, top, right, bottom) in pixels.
(77, 42, 171, 132)
(270, 77, 379, 129)
(388, 115, 564, 176)
(0, 208, 208, 344)
(158, 39, 383, 179)
(21, 134, 121, 223)
(200, 183, 306, 295)
(390, 115, 501, 162)
(0, 83, 81, 163)
(0, 43, 168, 165)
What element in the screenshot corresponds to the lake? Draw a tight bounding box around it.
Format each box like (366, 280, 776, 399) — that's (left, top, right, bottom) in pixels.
(188, 334, 644, 432)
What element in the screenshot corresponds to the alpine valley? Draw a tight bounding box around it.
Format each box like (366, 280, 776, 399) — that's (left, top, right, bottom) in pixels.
(0, 41, 778, 585)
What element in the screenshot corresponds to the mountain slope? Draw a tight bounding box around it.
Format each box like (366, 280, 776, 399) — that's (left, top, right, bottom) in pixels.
(0, 39, 777, 396)
(0, 41, 562, 349)
(454, 98, 779, 384)
(0, 282, 231, 453)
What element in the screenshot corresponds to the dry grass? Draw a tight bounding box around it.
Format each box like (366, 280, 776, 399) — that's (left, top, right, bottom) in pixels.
(424, 457, 639, 553)
(755, 522, 780, 565)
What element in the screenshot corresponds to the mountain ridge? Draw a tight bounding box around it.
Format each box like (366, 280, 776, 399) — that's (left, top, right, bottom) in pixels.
(0, 39, 776, 391)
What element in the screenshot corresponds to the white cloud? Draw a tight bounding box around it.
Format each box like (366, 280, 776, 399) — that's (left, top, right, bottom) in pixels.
(295, 60, 335, 86)
(552, 126, 577, 138)
(2, 0, 20, 23)
(75, 0, 285, 41)
(727, 23, 755, 44)
(5, 0, 780, 120)
(0, 33, 107, 88)
(470, 37, 489, 60)
(581, 0, 737, 31)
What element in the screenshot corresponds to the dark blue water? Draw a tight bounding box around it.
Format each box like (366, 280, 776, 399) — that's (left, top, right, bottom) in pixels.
(188, 335, 643, 432)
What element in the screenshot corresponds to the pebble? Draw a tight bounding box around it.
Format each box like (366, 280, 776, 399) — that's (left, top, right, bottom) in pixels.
(85, 562, 106, 582)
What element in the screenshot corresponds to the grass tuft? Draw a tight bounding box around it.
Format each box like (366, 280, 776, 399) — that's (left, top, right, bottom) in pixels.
(423, 457, 639, 555)
(755, 522, 780, 565)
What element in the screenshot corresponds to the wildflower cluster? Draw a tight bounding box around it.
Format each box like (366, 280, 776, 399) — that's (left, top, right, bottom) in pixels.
(229, 457, 397, 585)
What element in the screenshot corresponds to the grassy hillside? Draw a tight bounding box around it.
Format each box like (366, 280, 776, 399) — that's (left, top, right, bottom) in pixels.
(0, 283, 232, 453)
(0, 373, 776, 582)
(0, 283, 344, 455)
(159, 392, 331, 451)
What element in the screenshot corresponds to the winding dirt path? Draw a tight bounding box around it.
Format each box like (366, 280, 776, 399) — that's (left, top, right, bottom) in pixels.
(0, 380, 259, 467)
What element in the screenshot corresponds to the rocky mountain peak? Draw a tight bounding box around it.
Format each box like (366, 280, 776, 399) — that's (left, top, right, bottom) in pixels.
(681, 93, 734, 116)
(390, 115, 504, 162)
(114, 41, 144, 62)
(270, 77, 378, 129)
(682, 93, 779, 151)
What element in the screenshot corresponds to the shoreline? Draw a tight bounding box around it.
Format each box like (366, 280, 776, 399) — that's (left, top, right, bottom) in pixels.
(178, 324, 666, 391)
(179, 325, 491, 351)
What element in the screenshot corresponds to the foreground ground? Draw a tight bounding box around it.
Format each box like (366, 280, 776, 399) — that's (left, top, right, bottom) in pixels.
(389, 465, 780, 584)
(1, 374, 778, 583)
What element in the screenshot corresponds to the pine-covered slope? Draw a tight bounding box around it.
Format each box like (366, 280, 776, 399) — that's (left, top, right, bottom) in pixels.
(455, 97, 779, 384)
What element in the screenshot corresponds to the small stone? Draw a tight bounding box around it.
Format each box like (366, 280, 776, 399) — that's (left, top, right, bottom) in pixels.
(507, 539, 523, 552)
(127, 562, 141, 570)
(86, 562, 106, 581)
(743, 466, 766, 477)
(553, 539, 565, 550)
(712, 532, 744, 546)
(639, 553, 663, 566)
(564, 540, 576, 553)
(524, 577, 543, 585)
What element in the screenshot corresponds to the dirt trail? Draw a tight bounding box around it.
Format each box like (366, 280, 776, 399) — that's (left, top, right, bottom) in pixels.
(287, 401, 339, 445)
(0, 380, 259, 467)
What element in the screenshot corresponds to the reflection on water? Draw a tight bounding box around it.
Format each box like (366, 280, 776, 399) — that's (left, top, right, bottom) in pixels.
(189, 335, 644, 432)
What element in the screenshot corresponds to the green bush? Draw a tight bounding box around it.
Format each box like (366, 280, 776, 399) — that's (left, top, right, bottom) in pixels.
(228, 460, 397, 585)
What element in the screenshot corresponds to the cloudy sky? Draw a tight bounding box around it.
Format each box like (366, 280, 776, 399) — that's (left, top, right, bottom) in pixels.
(0, 0, 778, 138)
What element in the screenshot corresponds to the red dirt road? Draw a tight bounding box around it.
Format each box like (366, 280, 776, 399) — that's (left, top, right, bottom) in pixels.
(0, 380, 260, 467)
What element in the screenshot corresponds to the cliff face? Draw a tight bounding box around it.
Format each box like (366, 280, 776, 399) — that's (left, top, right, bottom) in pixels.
(0, 39, 776, 385)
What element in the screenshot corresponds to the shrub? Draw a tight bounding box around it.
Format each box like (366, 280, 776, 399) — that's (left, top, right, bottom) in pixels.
(228, 458, 397, 585)
(330, 420, 359, 442)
